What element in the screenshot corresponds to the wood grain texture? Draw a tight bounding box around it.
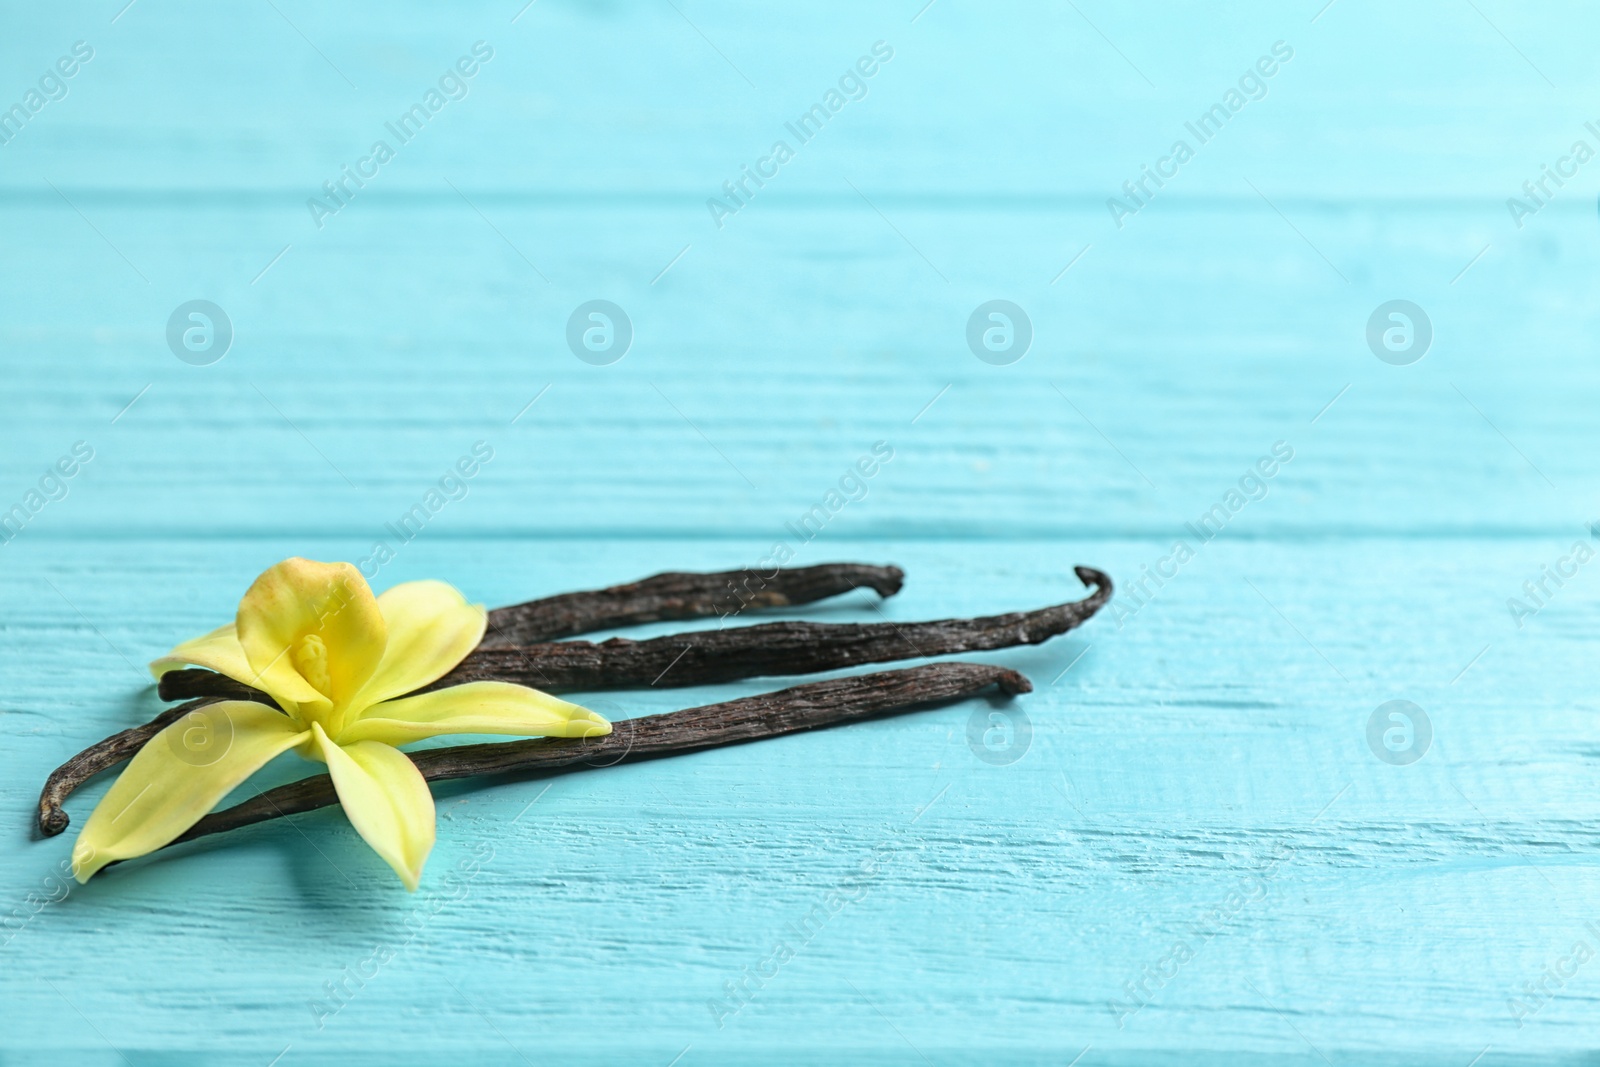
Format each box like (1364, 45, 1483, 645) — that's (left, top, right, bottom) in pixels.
(1, 0, 1597, 1063)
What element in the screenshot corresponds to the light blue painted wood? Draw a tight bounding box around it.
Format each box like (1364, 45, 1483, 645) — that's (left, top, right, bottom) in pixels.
(2, 1, 1598, 1063)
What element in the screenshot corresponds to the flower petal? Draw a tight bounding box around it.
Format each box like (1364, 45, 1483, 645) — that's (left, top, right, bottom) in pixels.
(311, 724, 435, 890)
(340, 681, 611, 746)
(72, 701, 310, 882)
(351, 580, 488, 708)
(149, 622, 251, 680)
(236, 558, 387, 712)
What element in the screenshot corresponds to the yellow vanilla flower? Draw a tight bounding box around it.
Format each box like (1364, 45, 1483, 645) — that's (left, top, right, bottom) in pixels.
(72, 558, 609, 889)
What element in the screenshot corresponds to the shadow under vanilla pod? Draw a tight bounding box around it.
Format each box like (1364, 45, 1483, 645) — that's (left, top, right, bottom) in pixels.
(38, 560, 1111, 887)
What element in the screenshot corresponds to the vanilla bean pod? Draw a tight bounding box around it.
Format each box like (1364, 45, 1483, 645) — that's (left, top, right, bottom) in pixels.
(159, 566, 1111, 702)
(480, 561, 905, 646)
(155, 673, 268, 706)
(36, 699, 217, 836)
(427, 565, 1109, 692)
(144, 662, 1029, 861)
(43, 562, 1110, 839)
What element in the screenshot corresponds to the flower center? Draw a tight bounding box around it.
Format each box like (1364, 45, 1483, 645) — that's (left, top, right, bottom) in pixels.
(292, 633, 332, 696)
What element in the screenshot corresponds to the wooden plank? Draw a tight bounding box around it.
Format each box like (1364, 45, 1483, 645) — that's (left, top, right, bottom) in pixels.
(2, 0, 1597, 1062)
(1, 195, 1594, 541)
(3, 537, 1597, 1063)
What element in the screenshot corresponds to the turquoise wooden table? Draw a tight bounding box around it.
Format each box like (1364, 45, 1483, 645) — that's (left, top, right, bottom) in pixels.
(5, 1, 1598, 1062)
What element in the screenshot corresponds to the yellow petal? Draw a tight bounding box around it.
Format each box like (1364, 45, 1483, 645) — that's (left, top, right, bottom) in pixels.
(350, 580, 488, 708)
(236, 558, 387, 714)
(72, 701, 310, 882)
(311, 724, 434, 890)
(340, 681, 611, 746)
(149, 622, 251, 680)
